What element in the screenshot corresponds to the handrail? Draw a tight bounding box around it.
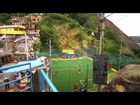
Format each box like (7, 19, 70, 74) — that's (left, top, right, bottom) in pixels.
(0, 63, 31, 71)
(0, 62, 33, 92)
(40, 69, 58, 92)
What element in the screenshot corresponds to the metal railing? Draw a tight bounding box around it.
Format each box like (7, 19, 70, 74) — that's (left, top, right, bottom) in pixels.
(40, 69, 58, 92)
(0, 62, 33, 92)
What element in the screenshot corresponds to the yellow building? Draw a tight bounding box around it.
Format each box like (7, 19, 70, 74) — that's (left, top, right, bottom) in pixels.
(0, 25, 26, 35)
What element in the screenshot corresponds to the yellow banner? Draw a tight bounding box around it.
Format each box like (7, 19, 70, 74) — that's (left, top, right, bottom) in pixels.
(62, 49, 74, 53)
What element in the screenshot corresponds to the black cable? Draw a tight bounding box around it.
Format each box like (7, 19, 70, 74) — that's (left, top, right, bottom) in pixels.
(115, 13, 131, 23)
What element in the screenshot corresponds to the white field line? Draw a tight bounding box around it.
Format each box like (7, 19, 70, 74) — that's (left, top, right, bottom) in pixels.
(80, 79, 93, 87)
(52, 67, 93, 71)
(53, 78, 93, 83)
(80, 80, 85, 87)
(65, 60, 74, 63)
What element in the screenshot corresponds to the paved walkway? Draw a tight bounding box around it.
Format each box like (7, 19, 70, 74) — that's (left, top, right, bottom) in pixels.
(0, 62, 21, 92)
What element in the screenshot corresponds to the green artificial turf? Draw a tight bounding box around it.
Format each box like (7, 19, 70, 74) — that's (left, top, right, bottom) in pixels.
(52, 58, 113, 92)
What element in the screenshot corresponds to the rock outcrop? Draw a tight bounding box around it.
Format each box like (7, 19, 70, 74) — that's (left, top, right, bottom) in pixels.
(101, 64, 140, 92)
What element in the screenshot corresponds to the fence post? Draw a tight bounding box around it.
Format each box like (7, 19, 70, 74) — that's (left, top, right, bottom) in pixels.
(69, 65, 70, 92)
(40, 72, 45, 92)
(87, 64, 88, 89)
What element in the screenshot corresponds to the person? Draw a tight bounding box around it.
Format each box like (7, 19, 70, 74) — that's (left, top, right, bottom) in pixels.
(4, 77, 10, 90)
(79, 66, 81, 74)
(79, 87, 82, 92)
(73, 82, 78, 90)
(84, 77, 88, 85)
(16, 75, 21, 89)
(74, 88, 78, 92)
(56, 70, 58, 76)
(82, 86, 87, 92)
(79, 68, 81, 73)
(25, 70, 30, 76)
(46, 67, 49, 76)
(14, 74, 17, 86)
(107, 64, 112, 69)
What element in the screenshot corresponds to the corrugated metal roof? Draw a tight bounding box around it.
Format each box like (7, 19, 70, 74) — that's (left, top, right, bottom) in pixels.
(3, 59, 43, 74)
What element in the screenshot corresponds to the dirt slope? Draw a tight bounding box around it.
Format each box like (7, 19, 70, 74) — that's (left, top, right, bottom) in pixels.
(105, 19, 140, 53)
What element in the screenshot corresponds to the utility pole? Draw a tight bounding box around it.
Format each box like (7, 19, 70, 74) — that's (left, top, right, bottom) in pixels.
(97, 13, 105, 92)
(25, 31, 29, 61)
(5, 35, 8, 53)
(49, 39, 52, 91)
(99, 13, 105, 55)
(49, 39, 52, 78)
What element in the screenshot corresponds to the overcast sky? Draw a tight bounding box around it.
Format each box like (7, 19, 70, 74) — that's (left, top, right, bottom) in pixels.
(105, 13, 140, 36)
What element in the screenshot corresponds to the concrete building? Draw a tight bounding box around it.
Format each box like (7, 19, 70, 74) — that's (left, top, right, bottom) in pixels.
(0, 25, 40, 56)
(0, 25, 26, 35)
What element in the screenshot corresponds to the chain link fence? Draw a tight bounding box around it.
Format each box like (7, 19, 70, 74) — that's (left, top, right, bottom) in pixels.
(38, 48, 140, 91)
(39, 48, 140, 70)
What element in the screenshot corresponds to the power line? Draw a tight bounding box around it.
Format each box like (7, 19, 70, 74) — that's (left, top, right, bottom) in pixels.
(115, 13, 131, 23)
(100, 13, 113, 19)
(105, 13, 113, 18)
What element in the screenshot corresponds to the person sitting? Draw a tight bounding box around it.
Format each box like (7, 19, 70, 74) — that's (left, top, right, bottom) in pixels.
(20, 73, 27, 83)
(16, 76, 21, 89)
(25, 70, 33, 78)
(25, 70, 30, 76)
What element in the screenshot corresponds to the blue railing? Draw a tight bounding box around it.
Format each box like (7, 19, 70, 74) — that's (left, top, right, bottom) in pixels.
(40, 69, 58, 92)
(0, 63, 33, 92)
(0, 63, 58, 92)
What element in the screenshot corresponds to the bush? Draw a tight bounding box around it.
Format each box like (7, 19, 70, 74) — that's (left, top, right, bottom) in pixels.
(0, 41, 4, 48)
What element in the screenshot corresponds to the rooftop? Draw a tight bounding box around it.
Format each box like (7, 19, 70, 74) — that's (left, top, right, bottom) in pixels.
(0, 25, 26, 29)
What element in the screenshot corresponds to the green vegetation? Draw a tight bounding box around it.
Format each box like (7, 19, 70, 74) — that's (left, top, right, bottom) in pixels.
(0, 13, 29, 24)
(33, 42, 42, 51)
(36, 13, 133, 59)
(0, 41, 4, 48)
(0, 13, 140, 69)
(132, 48, 140, 59)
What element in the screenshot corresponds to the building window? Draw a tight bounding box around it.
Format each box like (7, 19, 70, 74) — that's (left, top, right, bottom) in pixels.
(14, 28, 18, 31)
(32, 19, 35, 21)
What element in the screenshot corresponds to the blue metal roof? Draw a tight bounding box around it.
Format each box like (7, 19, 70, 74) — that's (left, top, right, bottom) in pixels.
(3, 59, 43, 74)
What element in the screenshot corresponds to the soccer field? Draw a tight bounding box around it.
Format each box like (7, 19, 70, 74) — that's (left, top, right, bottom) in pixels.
(52, 58, 113, 92)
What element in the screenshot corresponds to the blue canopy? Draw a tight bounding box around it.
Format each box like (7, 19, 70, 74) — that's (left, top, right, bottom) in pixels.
(3, 59, 43, 74)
